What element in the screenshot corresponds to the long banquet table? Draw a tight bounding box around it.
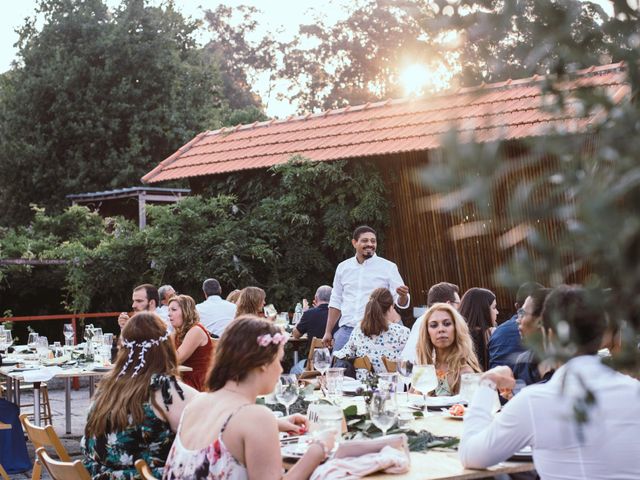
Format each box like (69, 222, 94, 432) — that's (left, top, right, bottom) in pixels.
(298, 395, 535, 480)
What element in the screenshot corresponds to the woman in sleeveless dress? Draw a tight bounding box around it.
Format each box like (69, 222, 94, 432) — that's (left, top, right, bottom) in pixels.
(458, 288, 499, 371)
(169, 294, 214, 391)
(415, 303, 481, 395)
(82, 312, 197, 478)
(164, 315, 335, 480)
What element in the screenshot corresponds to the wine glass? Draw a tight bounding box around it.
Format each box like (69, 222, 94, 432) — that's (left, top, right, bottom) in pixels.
(83, 324, 95, 343)
(397, 360, 414, 402)
(28, 332, 39, 350)
(412, 364, 438, 398)
(313, 347, 331, 378)
(63, 324, 74, 342)
(0, 331, 9, 354)
(368, 391, 398, 436)
(275, 374, 299, 416)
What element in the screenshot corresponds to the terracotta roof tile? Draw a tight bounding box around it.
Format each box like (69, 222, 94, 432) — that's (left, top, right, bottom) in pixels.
(143, 63, 628, 183)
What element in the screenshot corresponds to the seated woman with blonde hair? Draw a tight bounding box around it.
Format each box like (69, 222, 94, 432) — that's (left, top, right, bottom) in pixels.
(234, 286, 267, 318)
(82, 312, 197, 478)
(168, 294, 214, 391)
(164, 315, 334, 479)
(416, 303, 481, 396)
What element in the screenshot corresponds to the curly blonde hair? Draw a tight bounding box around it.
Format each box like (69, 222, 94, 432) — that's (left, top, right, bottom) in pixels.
(169, 294, 200, 343)
(416, 303, 481, 393)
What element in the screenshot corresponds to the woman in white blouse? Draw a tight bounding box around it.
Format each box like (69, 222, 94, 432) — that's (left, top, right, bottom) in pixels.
(333, 288, 409, 378)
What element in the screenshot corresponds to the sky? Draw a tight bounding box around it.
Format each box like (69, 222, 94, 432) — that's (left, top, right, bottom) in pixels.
(0, 1, 616, 118)
(0, 0, 350, 117)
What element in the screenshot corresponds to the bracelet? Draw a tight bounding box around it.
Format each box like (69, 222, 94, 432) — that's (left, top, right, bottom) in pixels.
(480, 378, 498, 391)
(308, 439, 330, 460)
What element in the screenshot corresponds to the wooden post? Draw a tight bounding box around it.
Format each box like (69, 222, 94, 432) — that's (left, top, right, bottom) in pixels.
(138, 191, 146, 229)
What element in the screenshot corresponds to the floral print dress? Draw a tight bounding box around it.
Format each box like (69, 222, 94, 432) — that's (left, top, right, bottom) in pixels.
(82, 375, 184, 479)
(334, 322, 410, 379)
(163, 405, 249, 479)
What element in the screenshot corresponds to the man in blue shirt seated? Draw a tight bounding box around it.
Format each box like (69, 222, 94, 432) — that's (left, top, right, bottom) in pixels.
(292, 285, 336, 340)
(488, 282, 542, 371)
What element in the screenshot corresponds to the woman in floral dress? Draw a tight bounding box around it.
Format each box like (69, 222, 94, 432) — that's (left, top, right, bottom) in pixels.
(333, 288, 410, 378)
(82, 312, 197, 479)
(163, 315, 335, 479)
(415, 303, 481, 395)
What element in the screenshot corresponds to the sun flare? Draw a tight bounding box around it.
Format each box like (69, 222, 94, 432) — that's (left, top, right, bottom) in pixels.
(399, 61, 458, 96)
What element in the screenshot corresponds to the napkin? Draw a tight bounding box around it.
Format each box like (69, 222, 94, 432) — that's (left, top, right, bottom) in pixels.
(310, 445, 410, 480)
(21, 366, 64, 383)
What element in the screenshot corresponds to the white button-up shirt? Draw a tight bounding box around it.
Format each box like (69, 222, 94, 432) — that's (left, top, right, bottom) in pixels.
(329, 254, 409, 328)
(459, 355, 640, 479)
(196, 296, 237, 337)
(155, 305, 173, 333)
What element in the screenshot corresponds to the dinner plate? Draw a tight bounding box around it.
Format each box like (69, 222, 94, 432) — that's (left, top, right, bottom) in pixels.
(409, 395, 465, 410)
(440, 408, 464, 420)
(509, 446, 533, 461)
(280, 437, 310, 458)
(341, 378, 365, 393)
(91, 365, 113, 372)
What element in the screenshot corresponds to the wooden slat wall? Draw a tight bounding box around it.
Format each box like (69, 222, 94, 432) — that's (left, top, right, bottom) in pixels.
(379, 146, 587, 319)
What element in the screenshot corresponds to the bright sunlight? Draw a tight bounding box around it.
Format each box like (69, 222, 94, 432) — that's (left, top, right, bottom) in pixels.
(399, 62, 457, 96)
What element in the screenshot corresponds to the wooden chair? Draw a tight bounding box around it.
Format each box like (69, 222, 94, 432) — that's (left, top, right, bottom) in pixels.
(299, 337, 325, 380)
(0, 422, 12, 480)
(35, 448, 90, 480)
(382, 356, 397, 373)
(20, 413, 71, 480)
(135, 458, 157, 479)
(353, 355, 373, 372)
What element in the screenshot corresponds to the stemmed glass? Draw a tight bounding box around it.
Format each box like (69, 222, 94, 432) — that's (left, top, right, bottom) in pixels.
(63, 324, 74, 342)
(397, 360, 413, 402)
(412, 364, 438, 400)
(0, 331, 12, 354)
(28, 332, 39, 350)
(275, 374, 299, 416)
(368, 391, 398, 436)
(313, 347, 331, 390)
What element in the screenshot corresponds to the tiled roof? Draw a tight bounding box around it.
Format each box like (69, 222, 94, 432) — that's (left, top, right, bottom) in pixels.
(143, 63, 629, 184)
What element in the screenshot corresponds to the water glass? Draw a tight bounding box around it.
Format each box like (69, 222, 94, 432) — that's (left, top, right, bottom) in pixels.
(0, 331, 9, 354)
(377, 372, 399, 403)
(275, 374, 298, 416)
(63, 324, 74, 341)
(28, 332, 39, 349)
(412, 364, 438, 395)
(52, 341, 64, 358)
(36, 336, 49, 361)
(315, 404, 343, 453)
(368, 391, 397, 436)
(325, 367, 345, 402)
(396, 406, 414, 429)
(459, 372, 483, 405)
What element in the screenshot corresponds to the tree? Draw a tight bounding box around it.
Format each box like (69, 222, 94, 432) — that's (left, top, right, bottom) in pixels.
(417, 0, 640, 372)
(0, 0, 226, 226)
(415, 0, 624, 85)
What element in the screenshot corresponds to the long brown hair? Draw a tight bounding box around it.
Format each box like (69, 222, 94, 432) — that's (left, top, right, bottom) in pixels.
(170, 294, 200, 343)
(416, 303, 481, 393)
(206, 315, 282, 391)
(85, 312, 179, 437)
(458, 288, 496, 371)
(361, 288, 393, 337)
(235, 287, 266, 317)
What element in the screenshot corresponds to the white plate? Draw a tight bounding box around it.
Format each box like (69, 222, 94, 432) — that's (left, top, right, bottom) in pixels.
(280, 437, 310, 458)
(409, 395, 464, 409)
(91, 365, 113, 372)
(341, 379, 365, 393)
(440, 408, 464, 420)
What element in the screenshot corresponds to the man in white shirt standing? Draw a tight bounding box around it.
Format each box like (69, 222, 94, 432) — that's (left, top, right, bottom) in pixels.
(323, 225, 410, 351)
(196, 278, 237, 337)
(459, 285, 640, 480)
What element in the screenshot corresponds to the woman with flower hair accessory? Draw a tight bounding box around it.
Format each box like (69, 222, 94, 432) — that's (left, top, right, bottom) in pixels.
(168, 294, 214, 391)
(164, 315, 335, 480)
(82, 312, 197, 479)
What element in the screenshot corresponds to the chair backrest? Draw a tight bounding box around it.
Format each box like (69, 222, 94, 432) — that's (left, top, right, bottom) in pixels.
(353, 356, 373, 372)
(20, 414, 71, 462)
(382, 356, 397, 373)
(135, 458, 157, 480)
(306, 337, 326, 371)
(35, 448, 90, 480)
